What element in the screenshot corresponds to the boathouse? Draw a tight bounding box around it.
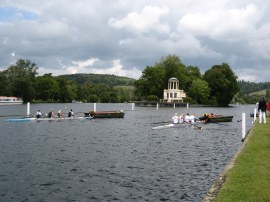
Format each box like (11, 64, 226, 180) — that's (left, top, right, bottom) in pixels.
(161, 77, 186, 103)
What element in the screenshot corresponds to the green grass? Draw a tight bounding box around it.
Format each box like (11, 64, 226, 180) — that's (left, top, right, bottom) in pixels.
(214, 117, 270, 202)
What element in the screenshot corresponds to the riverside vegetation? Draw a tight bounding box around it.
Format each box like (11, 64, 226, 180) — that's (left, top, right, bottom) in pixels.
(0, 56, 269, 105)
(214, 117, 270, 201)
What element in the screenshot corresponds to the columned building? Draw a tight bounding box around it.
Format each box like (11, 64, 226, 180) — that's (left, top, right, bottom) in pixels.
(161, 77, 186, 102)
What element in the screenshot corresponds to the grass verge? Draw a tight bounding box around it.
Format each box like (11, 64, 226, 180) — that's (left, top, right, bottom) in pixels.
(213, 117, 270, 202)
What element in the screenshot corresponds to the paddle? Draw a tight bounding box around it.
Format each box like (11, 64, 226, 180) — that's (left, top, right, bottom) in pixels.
(152, 121, 172, 124)
(192, 124, 203, 130)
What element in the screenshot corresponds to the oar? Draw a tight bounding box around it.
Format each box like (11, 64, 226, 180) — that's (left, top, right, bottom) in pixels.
(152, 121, 172, 124)
(193, 124, 203, 130)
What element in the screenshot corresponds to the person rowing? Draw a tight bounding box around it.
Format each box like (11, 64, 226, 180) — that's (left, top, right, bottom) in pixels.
(68, 109, 74, 117)
(48, 109, 54, 118)
(36, 110, 42, 118)
(172, 113, 179, 124)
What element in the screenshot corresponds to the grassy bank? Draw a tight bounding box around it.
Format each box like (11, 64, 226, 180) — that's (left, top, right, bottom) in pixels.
(214, 117, 270, 201)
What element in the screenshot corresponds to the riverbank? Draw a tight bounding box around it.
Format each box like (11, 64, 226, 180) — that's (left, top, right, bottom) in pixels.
(204, 117, 270, 201)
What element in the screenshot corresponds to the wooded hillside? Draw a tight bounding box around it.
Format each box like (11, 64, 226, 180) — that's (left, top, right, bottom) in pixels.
(60, 73, 135, 86)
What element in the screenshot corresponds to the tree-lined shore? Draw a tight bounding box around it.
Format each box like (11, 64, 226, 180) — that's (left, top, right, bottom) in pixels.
(1, 55, 269, 105)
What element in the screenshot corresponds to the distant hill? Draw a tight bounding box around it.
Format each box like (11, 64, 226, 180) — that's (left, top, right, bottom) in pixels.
(238, 80, 270, 94)
(59, 73, 136, 86)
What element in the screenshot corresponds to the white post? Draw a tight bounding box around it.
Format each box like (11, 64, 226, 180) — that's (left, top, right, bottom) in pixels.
(174, 103, 175, 108)
(242, 113, 246, 141)
(254, 108, 257, 122)
(131, 103, 135, 111)
(156, 103, 159, 110)
(187, 103, 189, 108)
(27, 102, 30, 116)
(94, 103, 96, 112)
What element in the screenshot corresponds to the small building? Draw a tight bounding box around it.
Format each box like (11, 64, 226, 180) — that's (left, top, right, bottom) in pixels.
(161, 77, 186, 103)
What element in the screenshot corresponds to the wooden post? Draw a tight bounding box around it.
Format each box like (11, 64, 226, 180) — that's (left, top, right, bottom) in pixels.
(242, 113, 246, 141)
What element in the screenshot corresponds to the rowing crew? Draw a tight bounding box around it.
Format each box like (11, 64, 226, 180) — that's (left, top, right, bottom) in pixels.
(172, 113, 196, 124)
(36, 109, 75, 118)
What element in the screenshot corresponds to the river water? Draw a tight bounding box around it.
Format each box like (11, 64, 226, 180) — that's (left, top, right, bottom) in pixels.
(0, 103, 255, 202)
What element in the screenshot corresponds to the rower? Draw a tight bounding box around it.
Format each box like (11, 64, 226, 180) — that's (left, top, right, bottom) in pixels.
(57, 109, 63, 118)
(172, 113, 179, 124)
(36, 110, 42, 118)
(68, 109, 74, 117)
(48, 109, 54, 118)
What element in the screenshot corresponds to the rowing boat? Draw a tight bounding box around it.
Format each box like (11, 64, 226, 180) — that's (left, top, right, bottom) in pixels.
(198, 115, 233, 123)
(4, 116, 92, 122)
(152, 123, 203, 130)
(152, 123, 176, 130)
(84, 110, 125, 118)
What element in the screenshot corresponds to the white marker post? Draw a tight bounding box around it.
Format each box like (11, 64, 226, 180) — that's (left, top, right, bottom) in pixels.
(94, 103, 96, 112)
(131, 103, 135, 111)
(253, 108, 257, 123)
(242, 113, 246, 141)
(27, 102, 30, 117)
(174, 103, 175, 108)
(156, 103, 159, 110)
(187, 103, 189, 109)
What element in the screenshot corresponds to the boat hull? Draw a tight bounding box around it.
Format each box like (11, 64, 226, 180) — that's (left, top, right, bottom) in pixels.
(5, 116, 92, 122)
(85, 111, 125, 118)
(199, 115, 233, 123)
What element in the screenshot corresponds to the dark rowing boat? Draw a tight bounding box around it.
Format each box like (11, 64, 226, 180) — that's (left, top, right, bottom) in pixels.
(84, 110, 125, 118)
(199, 115, 233, 123)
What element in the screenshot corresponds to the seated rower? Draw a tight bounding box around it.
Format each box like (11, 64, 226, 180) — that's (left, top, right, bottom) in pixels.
(57, 109, 63, 118)
(48, 109, 54, 118)
(36, 110, 42, 118)
(68, 109, 74, 117)
(172, 113, 179, 124)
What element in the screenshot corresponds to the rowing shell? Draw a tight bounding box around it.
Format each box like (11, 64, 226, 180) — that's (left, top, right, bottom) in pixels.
(152, 123, 176, 130)
(4, 116, 93, 122)
(152, 123, 203, 130)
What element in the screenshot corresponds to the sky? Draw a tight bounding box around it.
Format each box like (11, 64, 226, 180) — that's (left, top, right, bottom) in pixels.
(0, 0, 270, 82)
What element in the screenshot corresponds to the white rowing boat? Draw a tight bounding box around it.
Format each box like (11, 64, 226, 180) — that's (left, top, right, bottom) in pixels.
(152, 123, 203, 130)
(5, 116, 93, 122)
(152, 123, 176, 130)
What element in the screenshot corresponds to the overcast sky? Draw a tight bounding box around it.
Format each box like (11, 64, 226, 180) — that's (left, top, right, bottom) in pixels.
(1, 0, 270, 82)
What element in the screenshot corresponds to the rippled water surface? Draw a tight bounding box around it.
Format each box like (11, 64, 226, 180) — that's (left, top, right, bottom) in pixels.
(0, 103, 255, 201)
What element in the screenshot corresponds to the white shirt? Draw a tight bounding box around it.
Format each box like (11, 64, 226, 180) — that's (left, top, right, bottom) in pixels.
(172, 115, 179, 124)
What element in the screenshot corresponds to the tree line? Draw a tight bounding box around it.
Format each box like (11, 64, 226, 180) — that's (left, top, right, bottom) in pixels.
(0, 59, 135, 103)
(1, 57, 269, 105)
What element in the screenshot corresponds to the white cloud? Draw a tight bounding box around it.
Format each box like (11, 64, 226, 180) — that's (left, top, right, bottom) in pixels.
(178, 4, 261, 41)
(108, 5, 170, 34)
(1, 0, 270, 81)
(87, 59, 142, 79)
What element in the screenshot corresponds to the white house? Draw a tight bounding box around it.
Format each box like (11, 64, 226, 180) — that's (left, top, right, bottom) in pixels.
(161, 77, 186, 102)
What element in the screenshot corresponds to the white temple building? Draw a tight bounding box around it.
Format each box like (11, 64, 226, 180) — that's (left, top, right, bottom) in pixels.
(161, 77, 186, 103)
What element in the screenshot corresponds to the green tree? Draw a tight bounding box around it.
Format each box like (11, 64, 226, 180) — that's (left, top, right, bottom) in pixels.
(134, 65, 166, 99)
(188, 78, 210, 104)
(5, 59, 38, 102)
(56, 77, 78, 102)
(35, 74, 59, 101)
(204, 63, 238, 106)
